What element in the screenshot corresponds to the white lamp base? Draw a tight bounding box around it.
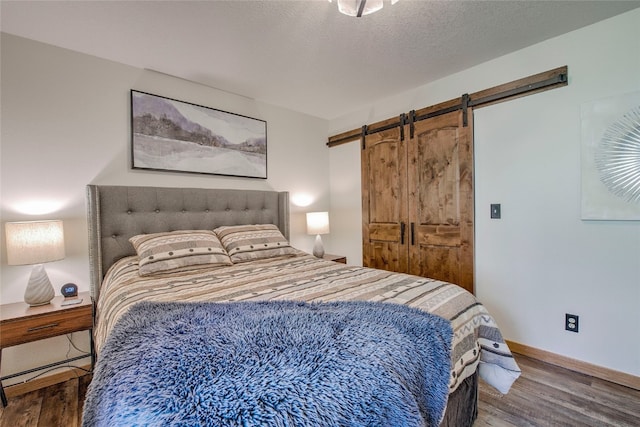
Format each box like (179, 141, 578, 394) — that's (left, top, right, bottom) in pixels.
(312, 234, 325, 258)
(24, 264, 56, 306)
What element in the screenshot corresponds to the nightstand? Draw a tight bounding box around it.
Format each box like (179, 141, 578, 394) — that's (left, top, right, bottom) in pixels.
(322, 254, 347, 264)
(0, 291, 94, 407)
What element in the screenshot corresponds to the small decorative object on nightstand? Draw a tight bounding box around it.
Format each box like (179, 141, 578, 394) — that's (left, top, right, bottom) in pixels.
(306, 211, 330, 258)
(0, 292, 94, 407)
(322, 254, 347, 264)
(61, 283, 78, 298)
(4, 220, 65, 306)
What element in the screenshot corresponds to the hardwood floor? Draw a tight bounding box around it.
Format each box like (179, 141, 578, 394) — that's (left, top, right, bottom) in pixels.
(0, 354, 638, 426)
(477, 355, 639, 426)
(0, 374, 90, 427)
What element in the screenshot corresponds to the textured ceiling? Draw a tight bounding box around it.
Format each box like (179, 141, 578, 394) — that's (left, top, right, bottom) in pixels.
(1, 0, 639, 119)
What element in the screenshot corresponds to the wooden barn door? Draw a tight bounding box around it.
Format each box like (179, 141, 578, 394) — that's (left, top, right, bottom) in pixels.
(361, 126, 409, 273)
(361, 109, 474, 293)
(408, 110, 474, 293)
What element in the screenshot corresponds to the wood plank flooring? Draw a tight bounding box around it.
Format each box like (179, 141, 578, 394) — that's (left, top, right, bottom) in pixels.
(0, 374, 90, 427)
(0, 354, 638, 426)
(476, 355, 639, 426)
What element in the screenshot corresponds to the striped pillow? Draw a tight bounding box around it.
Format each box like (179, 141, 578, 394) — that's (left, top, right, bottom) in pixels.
(129, 230, 232, 276)
(214, 224, 297, 263)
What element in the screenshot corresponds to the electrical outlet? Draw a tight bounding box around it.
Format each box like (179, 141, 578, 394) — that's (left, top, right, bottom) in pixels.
(565, 313, 579, 333)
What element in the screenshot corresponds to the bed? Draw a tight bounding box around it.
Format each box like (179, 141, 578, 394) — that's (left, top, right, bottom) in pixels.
(82, 184, 521, 426)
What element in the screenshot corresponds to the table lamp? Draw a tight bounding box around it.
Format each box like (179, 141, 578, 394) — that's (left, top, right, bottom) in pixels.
(5, 220, 65, 306)
(306, 212, 330, 258)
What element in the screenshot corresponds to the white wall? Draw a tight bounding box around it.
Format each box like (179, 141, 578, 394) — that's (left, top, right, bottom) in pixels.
(328, 141, 362, 265)
(329, 9, 640, 376)
(0, 33, 331, 383)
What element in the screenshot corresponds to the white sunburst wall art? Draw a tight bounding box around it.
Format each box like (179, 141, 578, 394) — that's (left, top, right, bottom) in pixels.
(580, 91, 640, 220)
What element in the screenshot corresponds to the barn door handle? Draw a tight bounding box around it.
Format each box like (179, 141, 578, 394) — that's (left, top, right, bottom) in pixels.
(400, 222, 406, 245)
(410, 223, 415, 245)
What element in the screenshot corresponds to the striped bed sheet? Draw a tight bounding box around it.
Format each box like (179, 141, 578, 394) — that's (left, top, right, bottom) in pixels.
(94, 250, 521, 394)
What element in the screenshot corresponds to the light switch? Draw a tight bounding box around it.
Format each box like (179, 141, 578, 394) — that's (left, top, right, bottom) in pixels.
(490, 204, 501, 219)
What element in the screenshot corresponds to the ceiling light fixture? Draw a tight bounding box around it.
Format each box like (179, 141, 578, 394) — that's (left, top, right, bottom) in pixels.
(329, 0, 400, 18)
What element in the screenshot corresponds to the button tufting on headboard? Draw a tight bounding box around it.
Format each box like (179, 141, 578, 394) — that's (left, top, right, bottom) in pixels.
(87, 185, 290, 301)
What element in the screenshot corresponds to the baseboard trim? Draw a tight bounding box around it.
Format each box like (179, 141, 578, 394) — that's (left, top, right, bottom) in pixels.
(3, 364, 92, 398)
(506, 340, 640, 391)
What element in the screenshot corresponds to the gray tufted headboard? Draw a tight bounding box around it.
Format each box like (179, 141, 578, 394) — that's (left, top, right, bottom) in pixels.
(86, 185, 289, 301)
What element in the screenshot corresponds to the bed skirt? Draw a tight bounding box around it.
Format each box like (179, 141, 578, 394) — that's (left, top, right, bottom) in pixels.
(440, 372, 478, 427)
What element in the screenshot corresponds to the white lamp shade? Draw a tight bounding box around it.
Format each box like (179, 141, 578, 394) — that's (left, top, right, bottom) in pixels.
(306, 212, 330, 235)
(5, 220, 65, 265)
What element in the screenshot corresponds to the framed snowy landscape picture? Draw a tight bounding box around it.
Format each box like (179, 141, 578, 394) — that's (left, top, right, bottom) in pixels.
(131, 90, 267, 178)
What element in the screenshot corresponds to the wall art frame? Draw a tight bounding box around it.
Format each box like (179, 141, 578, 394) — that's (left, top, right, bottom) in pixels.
(580, 90, 640, 220)
(131, 90, 267, 179)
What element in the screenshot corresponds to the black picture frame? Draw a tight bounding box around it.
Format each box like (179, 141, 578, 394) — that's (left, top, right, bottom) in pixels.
(131, 90, 267, 179)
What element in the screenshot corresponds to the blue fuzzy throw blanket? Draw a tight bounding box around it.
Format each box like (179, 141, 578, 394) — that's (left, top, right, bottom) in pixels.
(83, 301, 452, 427)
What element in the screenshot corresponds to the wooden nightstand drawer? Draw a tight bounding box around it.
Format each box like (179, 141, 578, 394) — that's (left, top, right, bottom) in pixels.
(1, 305, 92, 348)
(0, 293, 93, 349)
